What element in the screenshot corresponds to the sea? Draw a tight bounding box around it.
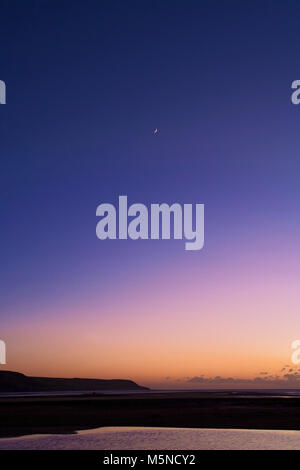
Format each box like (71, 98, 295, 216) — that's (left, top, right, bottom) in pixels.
(1, 426, 300, 450)
(1, 388, 300, 398)
(1, 389, 300, 449)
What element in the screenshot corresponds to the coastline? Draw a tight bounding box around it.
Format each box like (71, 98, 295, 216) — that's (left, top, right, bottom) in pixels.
(1, 390, 300, 439)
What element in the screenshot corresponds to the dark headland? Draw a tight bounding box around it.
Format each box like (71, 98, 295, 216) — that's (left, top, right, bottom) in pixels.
(0, 371, 148, 393)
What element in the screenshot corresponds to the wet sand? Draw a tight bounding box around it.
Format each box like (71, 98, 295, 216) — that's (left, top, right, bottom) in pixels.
(1, 391, 300, 438)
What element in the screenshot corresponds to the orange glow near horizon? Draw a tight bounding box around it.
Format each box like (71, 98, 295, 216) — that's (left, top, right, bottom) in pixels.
(2, 238, 300, 389)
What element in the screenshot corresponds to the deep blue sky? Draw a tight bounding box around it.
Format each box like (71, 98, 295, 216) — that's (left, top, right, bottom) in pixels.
(1, 0, 300, 325)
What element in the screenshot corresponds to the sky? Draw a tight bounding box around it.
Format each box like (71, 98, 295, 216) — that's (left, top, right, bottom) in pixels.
(1, 0, 300, 388)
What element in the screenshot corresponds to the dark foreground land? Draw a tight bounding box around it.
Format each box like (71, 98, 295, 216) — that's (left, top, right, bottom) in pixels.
(1, 391, 300, 438)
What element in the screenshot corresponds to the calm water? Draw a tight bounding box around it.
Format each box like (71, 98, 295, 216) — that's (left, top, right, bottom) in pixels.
(1, 388, 300, 398)
(1, 427, 300, 450)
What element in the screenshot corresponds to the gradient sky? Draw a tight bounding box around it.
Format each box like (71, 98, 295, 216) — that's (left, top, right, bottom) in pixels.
(1, 0, 300, 388)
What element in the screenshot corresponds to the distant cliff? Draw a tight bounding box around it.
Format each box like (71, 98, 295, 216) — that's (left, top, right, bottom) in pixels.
(0, 371, 149, 392)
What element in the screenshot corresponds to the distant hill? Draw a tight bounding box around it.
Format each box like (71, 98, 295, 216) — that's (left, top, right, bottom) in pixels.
(0, 371, 149, 393)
